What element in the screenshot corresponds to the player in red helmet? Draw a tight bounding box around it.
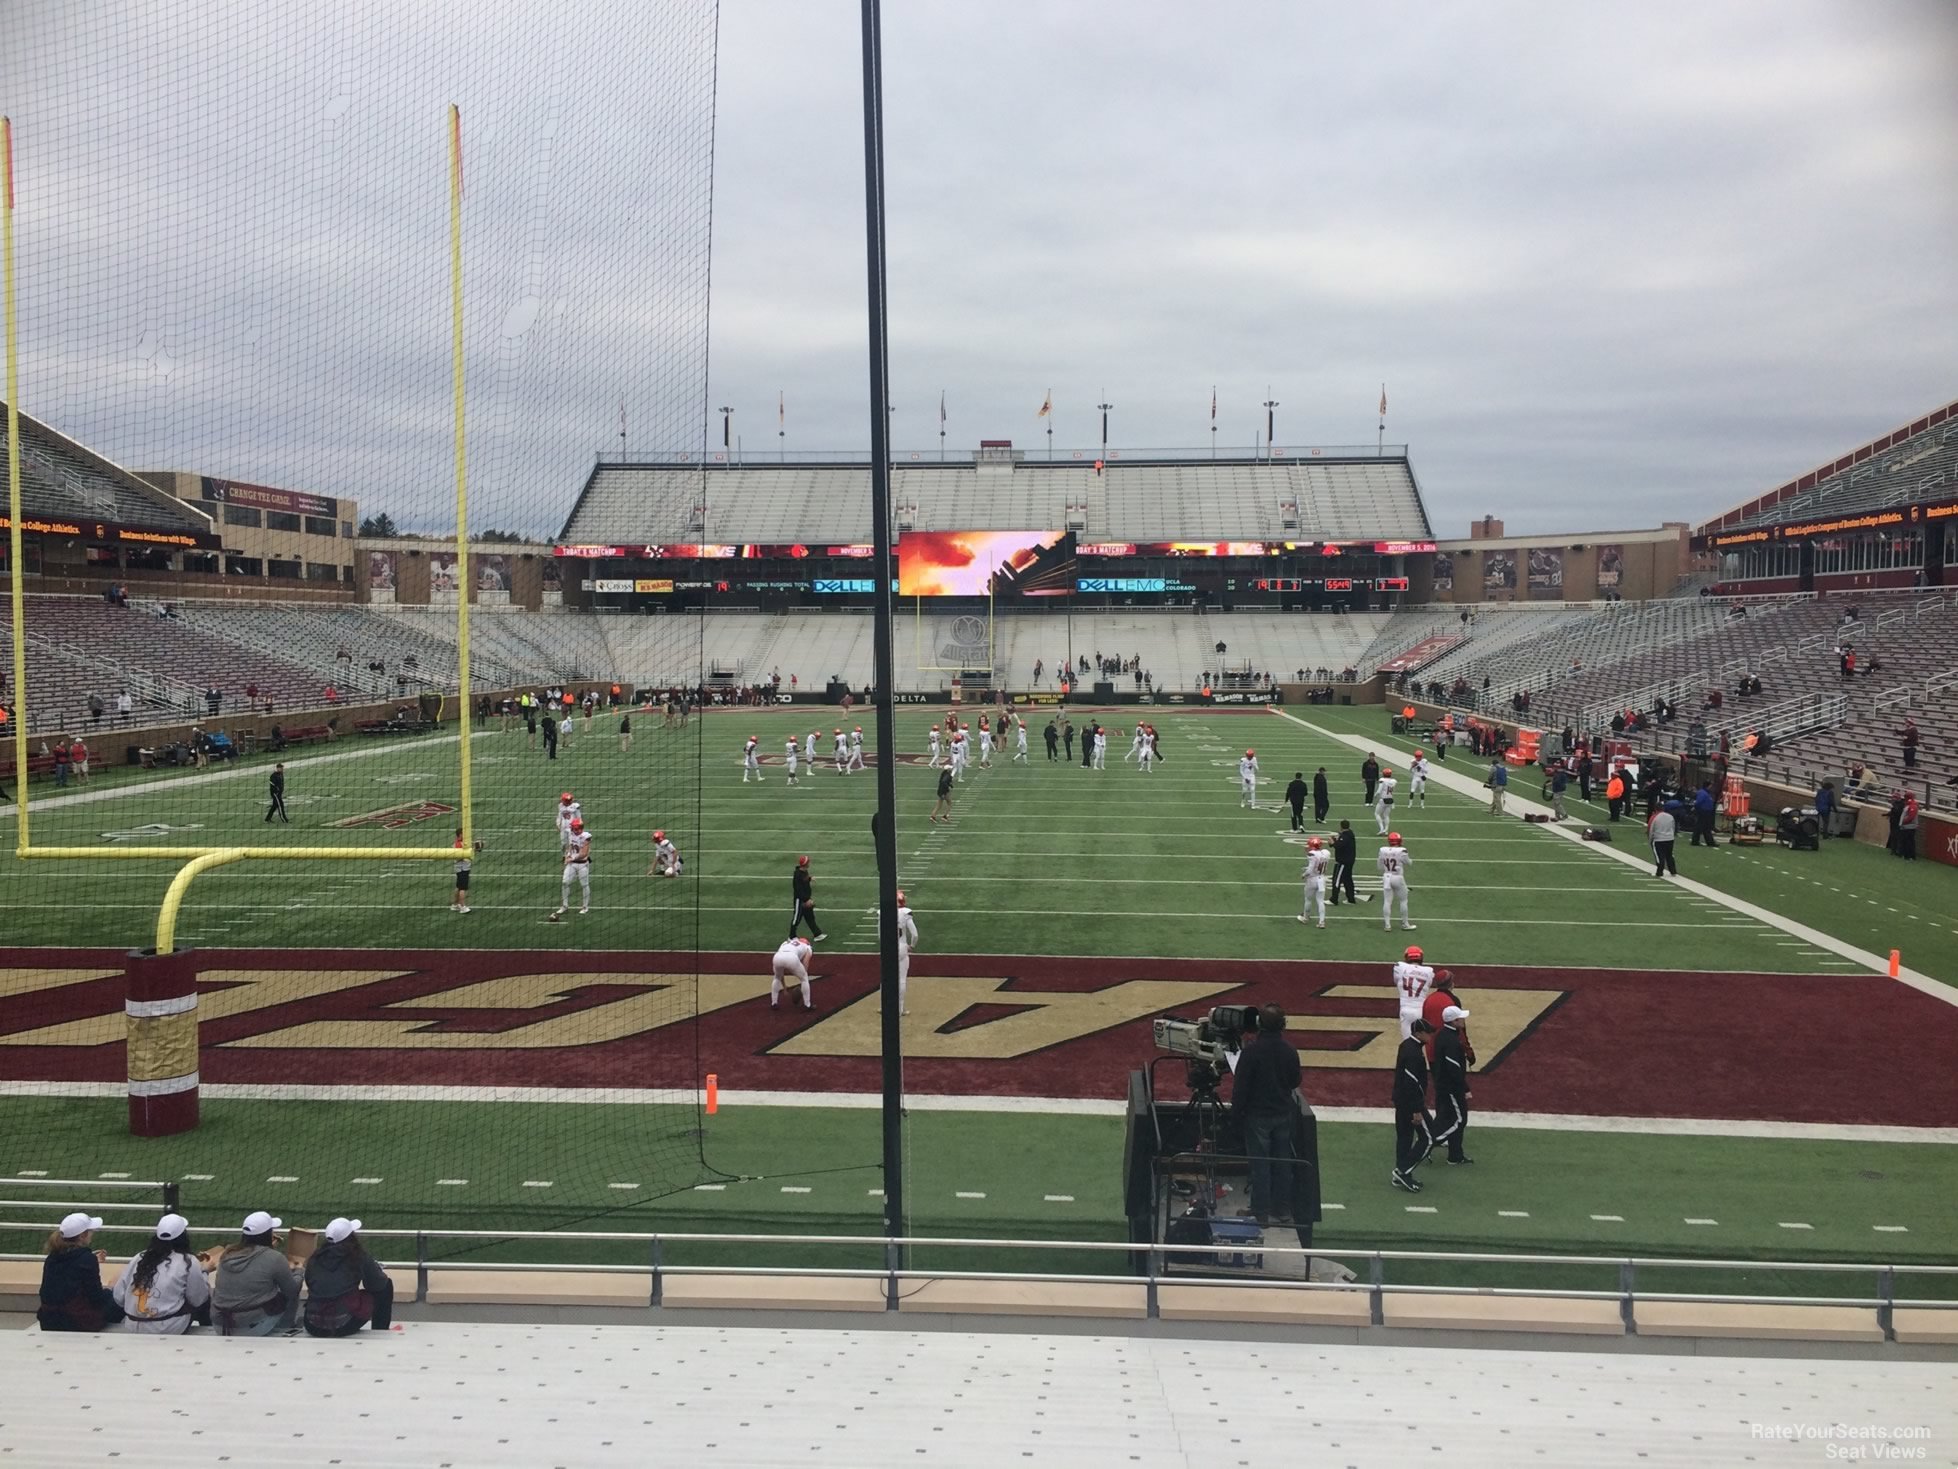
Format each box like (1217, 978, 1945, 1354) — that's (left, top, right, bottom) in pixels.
(895, 888, 920, 1014)
(831, 726, 849, 775)
(1373, 766, 1398, 836)
(742, 734, 764, 783)
(551, 815, 593, 920)
(648, 828, 682, 878)
(1378, 830, 1414, 933)
(1239, 748, 1261, 809)
(1299, 833, 1331, 927)
(1392, 943, 1436, 1039)
(848, 724, 866, 773)
(555, 792, 583, 845)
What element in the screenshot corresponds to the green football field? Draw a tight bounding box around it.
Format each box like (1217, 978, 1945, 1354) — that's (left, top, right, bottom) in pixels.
(6, 702, 1955, 978)
(3, 702, 1955, 1280)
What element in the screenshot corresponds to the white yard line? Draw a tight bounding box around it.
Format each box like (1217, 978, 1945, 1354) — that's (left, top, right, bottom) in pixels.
(1269, 708, 1958, 1008)
(7, 1079, 1948, 1143)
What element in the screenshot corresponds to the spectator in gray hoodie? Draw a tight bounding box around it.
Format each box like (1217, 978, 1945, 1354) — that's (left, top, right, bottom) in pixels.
(302, 1217, 394, 1337)
(1649, 803, 1679, 878)
(212, 1210, 302, 1336)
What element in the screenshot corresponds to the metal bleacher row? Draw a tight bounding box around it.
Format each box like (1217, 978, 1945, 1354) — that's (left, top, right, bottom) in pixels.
(1732, 417, 1958, 529)
(560, 457, 1432, 545)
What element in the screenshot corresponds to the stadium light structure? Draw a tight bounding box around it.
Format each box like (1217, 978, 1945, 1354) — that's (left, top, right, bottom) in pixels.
(1264, 391, 1279, 461)
(1098, 398, 1113, 461)
(719, 405, 732, 462)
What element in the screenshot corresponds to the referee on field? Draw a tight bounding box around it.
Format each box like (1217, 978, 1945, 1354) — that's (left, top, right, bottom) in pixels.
(264, 762, 289, 823)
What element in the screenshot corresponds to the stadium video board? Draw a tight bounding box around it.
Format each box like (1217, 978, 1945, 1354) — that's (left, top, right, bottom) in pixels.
(897, 530, 1076, 596)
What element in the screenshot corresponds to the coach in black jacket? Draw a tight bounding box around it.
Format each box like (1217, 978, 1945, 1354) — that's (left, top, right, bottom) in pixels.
(1392, 1019, 1434, 1192)
(1283, 773, 1308, 832)
(1361, 754, 1381, 806)
(789, 856, 826, 940)
(1432, 1006, 1473, 1165)
(1312, 767, 1330, 824)
(1330, 821, 1361, 905)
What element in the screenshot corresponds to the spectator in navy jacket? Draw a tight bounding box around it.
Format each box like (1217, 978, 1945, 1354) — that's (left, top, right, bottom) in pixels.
(37, 1212, 124, 1332)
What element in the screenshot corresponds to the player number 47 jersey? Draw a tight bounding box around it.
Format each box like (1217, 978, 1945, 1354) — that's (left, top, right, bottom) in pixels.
(1392, 960, 1435, 1003)
(1377, 844, 1411, 877)
(1304, 851, 1330, 881)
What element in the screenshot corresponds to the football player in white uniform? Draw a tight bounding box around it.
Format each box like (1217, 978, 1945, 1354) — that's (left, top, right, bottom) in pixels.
(1298, 836, 1331, 927)
(976, 716, 993, 767)
(805, 729, 820, 767)
(1374, 767, 1398, 836)
(1239, 749, 1260, 808)
(928, 726, 943, 768)
(1125, 726, 1144, 763)
(1407, 751, 1429, 808)
(950, 726, 969, 781)
(555, 792, 582, 846)
(771, 936, 814, 1011)
(1378, 831, 1415, 932)
(1392, 942, 1436, 1039)
(647, 828, 683, 879)
(896, 888, 920, 1014)
(1137, 723, 1156, 774)
(784, 737, 800, 785)
(1091, 726, 1107, 770)
(552, 817, 593, 919)
(742, 735, 763, 783)
(849, 726, 866, 773)
(1013, 716, 1029, 763)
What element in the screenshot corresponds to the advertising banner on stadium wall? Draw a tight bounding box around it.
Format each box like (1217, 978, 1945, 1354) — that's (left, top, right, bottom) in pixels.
(1481, 551, 1517, 595)
(201, 477, 335, 518)
(1527, 547, 1563, 599)
(1596, 543, 1624, 592)
(554, 542, 877, 560)
(1078, 540, 1281, 557)
(1432, 551, 1454, 594)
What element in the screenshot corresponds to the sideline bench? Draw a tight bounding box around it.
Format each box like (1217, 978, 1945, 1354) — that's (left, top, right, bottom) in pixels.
(0, 754, 59, 783)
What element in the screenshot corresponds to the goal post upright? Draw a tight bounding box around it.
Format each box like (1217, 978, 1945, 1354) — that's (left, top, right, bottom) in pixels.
(448, 103, 475, 851)
(4, 116, 30, 856)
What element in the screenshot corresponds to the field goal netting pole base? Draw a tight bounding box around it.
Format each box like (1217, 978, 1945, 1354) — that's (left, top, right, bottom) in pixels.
(2, 111, 475, 1138)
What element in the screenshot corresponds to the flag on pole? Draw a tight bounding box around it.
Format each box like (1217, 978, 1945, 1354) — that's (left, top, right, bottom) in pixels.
(1210, 386, 1217, 422)
(939, 390, 947, 427)
(1379, 384, 1387, 419)
(778, 391, 785, 428)
(1037, 390, 1051, 419)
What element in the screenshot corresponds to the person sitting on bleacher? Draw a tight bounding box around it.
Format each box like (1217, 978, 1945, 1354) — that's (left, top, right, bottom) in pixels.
(302, 1218, 394, 1337)
(112, 1211, 211, 1334)
(211, 1210, 302, 1336)
(36, 1212, 124, 1332)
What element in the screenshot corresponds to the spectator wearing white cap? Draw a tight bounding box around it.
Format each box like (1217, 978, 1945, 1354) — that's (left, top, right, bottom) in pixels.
(112, 1212, 211, 1333)
(36, 1211, 124, 1332)
(213, 1210, 302, 1336)
(1430, 1005, 1475, 1167)
(302, 1218, 394, 1337)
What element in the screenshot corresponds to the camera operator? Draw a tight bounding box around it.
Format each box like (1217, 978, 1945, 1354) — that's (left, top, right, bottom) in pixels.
(1230, 1004, 1301, 1227)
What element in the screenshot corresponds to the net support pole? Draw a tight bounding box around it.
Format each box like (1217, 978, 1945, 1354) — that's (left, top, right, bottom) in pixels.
(448, 105, 474, 850)
(857, 0, 905, 1253)
(3, 118, 29, 851)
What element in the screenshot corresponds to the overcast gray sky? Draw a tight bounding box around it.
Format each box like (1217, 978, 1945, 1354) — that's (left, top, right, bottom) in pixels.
(6, 0, 1955, 537)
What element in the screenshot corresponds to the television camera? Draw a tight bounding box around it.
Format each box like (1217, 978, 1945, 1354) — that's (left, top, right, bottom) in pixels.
(1152, 1004, 1259, 1098)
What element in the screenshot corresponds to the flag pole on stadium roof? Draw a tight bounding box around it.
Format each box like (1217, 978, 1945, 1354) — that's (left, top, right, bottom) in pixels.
(857, 0, 907, 1251)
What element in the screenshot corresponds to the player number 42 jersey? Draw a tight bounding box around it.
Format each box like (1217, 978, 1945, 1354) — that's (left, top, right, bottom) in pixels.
(1377, 844, 1410, 877)
(1303, 851, 1330, 880)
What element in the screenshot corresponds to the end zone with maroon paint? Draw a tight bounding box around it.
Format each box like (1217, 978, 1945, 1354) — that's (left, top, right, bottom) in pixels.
(5, 949, 1954, 1129)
